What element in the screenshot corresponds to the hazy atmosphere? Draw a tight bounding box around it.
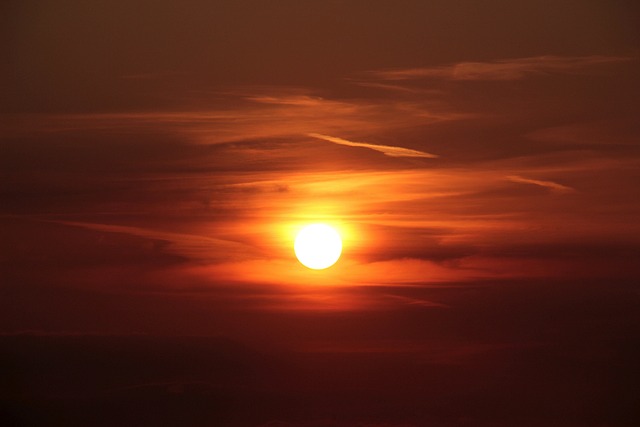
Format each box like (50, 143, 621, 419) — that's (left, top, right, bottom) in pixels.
(2, 1, 639, 426)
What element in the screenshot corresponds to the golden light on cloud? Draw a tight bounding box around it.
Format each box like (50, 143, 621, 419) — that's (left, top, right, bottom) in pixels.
(294, 224, 343, 270)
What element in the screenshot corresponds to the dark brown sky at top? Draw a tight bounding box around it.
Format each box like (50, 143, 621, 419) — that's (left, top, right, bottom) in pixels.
(2, 0, 639, 113)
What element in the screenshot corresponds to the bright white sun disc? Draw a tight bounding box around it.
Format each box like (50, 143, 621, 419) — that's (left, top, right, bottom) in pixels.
(294, 224, 342, 270)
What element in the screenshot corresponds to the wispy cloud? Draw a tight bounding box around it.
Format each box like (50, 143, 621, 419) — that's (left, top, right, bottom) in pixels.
(370, 55, 632, 81)
(307, 133, 439, 158)
(50, 220, 257, 262)
(1, 87, 470, 146)
(506, 175, 575, 193)
(350, 80, 442, 95)
(526, 119, 640, 146)
(382, 293, 449, 308)
(119, 71, 185, 80)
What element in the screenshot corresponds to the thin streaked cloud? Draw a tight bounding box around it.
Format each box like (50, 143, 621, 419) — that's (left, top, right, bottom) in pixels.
(369, 55, 633, 81)
(49, 220, 258, 262)
(506, 175, 575, 193)
(308, 133, 439, 158)
(1, 91, 467, 145)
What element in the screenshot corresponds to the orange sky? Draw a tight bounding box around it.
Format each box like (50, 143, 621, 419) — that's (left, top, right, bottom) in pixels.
(2, 2, 640, 425)
(1, 0, 639, 339)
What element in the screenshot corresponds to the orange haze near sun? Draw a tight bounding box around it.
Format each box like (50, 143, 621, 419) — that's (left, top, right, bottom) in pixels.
(2, 1, 639, 316)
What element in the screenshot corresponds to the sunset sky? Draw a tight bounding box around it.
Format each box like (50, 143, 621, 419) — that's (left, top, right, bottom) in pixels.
(2, 1, 640, 425)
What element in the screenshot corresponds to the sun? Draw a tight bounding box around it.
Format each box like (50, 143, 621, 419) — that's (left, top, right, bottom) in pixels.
(294, 224, 342, 270)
